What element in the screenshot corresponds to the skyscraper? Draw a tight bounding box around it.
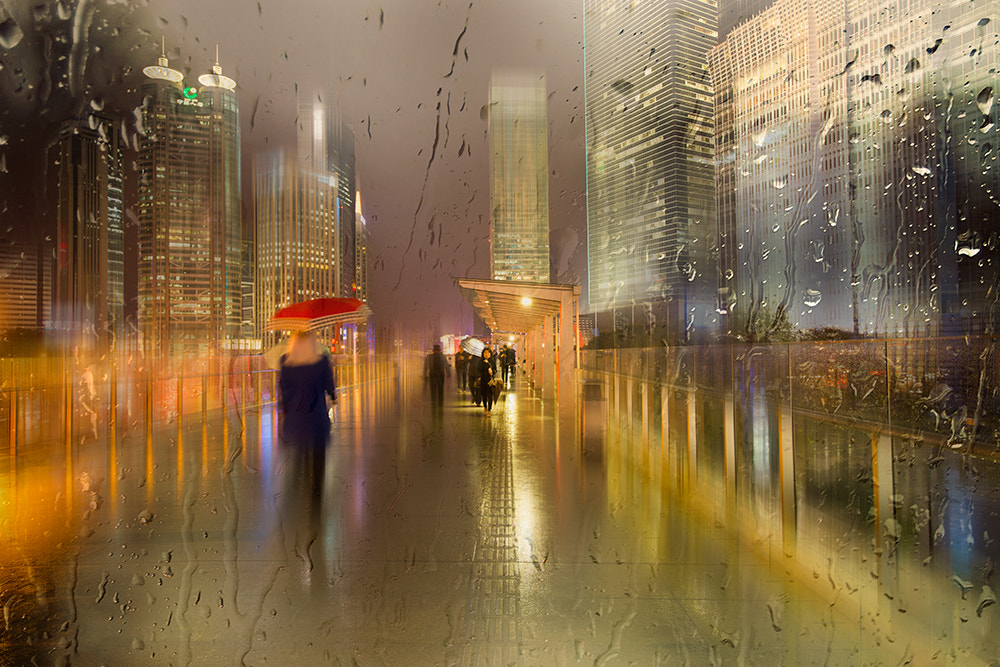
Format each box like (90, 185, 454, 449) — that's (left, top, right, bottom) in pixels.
(489, 69, 550, 283)
(709, 0, 852, 339)
(0, 241, 50, 334)
(255, 99, 357, 346)
(584, 0, 718, 340)
(47, 113, 125, 346)
(844, 0, 998, 338)
(711, 0, 1000, 339)
(137, 48, 241, 356)
(355, 192, 371, 304)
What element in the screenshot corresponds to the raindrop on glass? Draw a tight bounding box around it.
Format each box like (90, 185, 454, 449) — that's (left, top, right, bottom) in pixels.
(977, 87, 994, 115)
(0, 18, 23, 49)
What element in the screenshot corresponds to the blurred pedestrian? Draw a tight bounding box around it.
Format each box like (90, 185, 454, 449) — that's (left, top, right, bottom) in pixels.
(478, 347, 498, 415)
(423, 344, 450, 409)
(500, 344, 517, 385)
(278, 330, 337, 502)
(455, 350, 469, 393)
(468, 351, 482, 405)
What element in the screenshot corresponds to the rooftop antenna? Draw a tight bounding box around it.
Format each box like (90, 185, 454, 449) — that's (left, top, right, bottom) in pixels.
(157, 36, 169, 67)
(213, 44, 223, 75)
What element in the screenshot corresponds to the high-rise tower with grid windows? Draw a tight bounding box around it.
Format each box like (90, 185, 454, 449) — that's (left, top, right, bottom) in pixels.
(48, 113, 125, 347)
(584, 0, 718, 340)
(489, 69, 550, 284)
(255, 100, 357, 347)
(137, 48, 241, 357)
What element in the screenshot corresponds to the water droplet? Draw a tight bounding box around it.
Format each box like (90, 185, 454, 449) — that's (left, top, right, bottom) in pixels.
(978, 87, 994, 115)
(771, 177, 787, 189)
(911, 166, 932, 176)
(958, 246, 980, 257)
(0, 18, 23, 49)
(804, 289, 822, 307)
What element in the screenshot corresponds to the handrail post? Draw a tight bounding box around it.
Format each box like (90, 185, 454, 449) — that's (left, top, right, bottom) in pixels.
(176, 374, 183, 445)
(8, 387, 17, 460)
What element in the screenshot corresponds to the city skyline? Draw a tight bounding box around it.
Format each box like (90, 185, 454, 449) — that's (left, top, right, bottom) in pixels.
(1, 0, 997, 346)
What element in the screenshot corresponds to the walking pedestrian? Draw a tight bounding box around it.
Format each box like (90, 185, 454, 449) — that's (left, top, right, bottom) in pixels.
(278, 330, 337, 502)
(423, 344, 450, 409)
(478, 347, 498, 415)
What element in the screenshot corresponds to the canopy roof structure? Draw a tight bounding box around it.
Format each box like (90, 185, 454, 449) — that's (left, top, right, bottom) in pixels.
(452, 278, 580, 334)
(453, 277, 581, 402)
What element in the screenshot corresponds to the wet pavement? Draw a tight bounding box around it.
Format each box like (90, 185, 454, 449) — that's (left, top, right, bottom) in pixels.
(0, 365, 954, 665)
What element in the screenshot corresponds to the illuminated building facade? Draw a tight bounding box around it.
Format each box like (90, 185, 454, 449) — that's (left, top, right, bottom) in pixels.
(709, 0, 852, 338)
(489, 69, 550, 283)
(355, 192, 371, 304)
(47, 114, 125, 346)
(845, 0, 999, 337)
(255, 148, 340, 346)
(0, 241, 50, 333)
(137, 50, 242, 356)
(584, 0, 718, 339)
(256, 100, 357, 346)
(711, 0, 999, 339)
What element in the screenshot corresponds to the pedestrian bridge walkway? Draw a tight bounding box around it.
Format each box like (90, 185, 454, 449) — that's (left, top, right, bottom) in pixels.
(0, 355, 996, 664)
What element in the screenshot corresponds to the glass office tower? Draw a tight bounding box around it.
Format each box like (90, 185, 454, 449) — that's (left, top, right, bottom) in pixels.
(711, 0, 1000, 339)
(48, 113, 125, 347)
(584, 0, 718, 340)
(256, 100, 357, 346)
(137, 50, 241, 357)
(489, 68, 551, 283)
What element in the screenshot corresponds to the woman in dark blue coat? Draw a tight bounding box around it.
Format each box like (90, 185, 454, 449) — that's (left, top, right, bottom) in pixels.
(278, 330, 336, 500)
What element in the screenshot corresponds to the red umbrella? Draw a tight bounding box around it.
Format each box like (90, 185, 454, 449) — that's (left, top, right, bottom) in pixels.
(264, 297, 371, 332)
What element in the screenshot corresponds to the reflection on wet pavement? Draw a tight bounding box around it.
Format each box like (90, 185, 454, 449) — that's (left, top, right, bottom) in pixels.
(0, 360, 992, 664)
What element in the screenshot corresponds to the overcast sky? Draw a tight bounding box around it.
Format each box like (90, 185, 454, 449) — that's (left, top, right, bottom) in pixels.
(0, 0, 587, 340)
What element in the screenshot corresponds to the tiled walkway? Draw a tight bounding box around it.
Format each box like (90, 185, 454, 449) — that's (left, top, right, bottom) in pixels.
(0, 368, 930, 665)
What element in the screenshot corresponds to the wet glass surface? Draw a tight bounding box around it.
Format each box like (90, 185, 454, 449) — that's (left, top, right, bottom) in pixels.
(2, 0, 1000, 664)
(2, 360, 992, 664)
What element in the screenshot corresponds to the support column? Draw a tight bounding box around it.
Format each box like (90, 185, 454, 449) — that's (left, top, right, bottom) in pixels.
(556, 292, 577, 406)
(686, 386, 697, 491)
(541, 315, 555, 399)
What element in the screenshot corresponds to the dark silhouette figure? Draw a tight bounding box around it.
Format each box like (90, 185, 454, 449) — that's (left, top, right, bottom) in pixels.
(423, 344, 450, 409)
(500, 344, 517, 384)
(468, 352, 482, 406)
(455, 350, 469, 393)
(478, 347, 498, 414)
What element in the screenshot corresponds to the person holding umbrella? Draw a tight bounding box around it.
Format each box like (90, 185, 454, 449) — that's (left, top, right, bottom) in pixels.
(278, 330, 337, 503)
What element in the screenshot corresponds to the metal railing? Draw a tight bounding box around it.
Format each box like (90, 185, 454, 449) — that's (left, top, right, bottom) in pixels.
(1, 353, 401, 458)
(580, 337, 1000, 662)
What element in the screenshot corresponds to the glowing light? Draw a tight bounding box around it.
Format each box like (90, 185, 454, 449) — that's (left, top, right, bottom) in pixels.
(521, 297, 532, 306)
